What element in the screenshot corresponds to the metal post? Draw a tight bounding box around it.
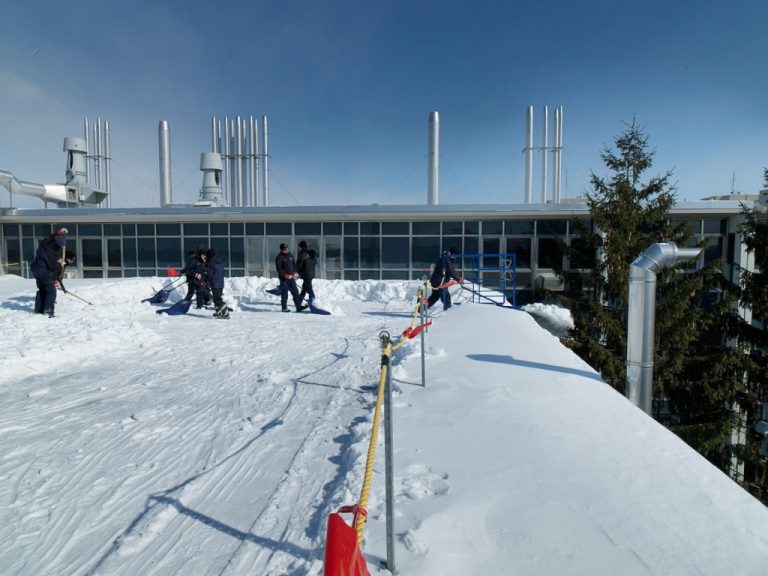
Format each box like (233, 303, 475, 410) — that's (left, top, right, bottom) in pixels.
(380, 331, 397, 574)
(420, 289, 426, 388)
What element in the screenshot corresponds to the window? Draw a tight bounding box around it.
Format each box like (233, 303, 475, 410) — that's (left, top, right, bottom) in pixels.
(382, 237, 409, 269)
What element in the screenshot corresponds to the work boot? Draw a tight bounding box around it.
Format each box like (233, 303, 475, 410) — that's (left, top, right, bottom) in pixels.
(281, 308, 290, 313)
(297, 304, 308, 312)
(44, 308, 55, 318)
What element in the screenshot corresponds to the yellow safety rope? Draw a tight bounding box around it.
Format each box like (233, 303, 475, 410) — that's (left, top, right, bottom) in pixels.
(356, 340, 392, 546)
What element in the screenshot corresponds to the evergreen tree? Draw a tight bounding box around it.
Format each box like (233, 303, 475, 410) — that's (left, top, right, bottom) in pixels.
(555, 120, 677, 392)
(555, 121, 755, 489)
(733, 168, 768, 502)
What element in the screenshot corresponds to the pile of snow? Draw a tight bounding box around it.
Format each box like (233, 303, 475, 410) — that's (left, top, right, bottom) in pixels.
(1, 274, 766, 575)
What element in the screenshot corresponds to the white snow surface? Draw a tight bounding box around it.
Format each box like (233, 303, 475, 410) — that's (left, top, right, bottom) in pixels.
(1, 275, 767, 576)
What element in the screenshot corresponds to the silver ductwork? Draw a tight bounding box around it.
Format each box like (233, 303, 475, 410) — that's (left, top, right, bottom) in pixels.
(626, 242, 702, 414)
(211, 115, 264, 207)
(427, 111, 440, 205)
(261, 115, 269, 207)
(159, 120, 172, 206)
(524, 106, 534, 203)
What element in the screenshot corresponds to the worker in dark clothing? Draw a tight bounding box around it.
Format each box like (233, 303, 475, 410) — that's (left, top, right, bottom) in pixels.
(427, 247, 463, 310)
(205, 249, 229, 319)
(31, 228, 67, 317)
(275, 243, 308, 312)
(181, 245, 211, 308)
(296, 240, 317, 302)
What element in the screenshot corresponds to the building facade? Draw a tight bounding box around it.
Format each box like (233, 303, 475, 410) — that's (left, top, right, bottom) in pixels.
(0, 200, 749, 305)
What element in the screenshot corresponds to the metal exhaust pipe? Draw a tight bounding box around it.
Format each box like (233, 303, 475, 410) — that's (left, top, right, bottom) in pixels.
(626, 242, 702, 414)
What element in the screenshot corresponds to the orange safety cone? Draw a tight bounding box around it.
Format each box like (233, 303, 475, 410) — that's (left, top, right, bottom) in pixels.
(323, 506, 370, 576)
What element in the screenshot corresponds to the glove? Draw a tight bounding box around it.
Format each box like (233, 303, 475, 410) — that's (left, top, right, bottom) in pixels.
(283, 273, 293, 281)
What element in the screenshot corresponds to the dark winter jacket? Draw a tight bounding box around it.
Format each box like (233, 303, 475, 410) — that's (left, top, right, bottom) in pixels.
(429, 251, 461, 288)
(205, 252, 225, 290)
(296, 248, 317, 280)
(31, 236, 62, 280)
(181, 253, 207, 285)
(275, 250, 298, 280)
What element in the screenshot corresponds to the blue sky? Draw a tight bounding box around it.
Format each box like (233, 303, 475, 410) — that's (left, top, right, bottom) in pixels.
(1, 0, 766, 209)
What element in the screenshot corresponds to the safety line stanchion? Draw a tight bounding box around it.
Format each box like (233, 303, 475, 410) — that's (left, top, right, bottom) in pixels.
(419, 288, 426, 387)
(381, 331, 397, 574)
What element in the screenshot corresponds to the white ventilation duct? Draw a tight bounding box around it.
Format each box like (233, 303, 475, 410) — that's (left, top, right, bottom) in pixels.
(626, 243, 702, 414)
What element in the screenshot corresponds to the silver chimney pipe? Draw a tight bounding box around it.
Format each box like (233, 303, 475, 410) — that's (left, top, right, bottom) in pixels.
(261, 115, 269, 206)
(427, 111, 440, 205)
(524, 106, 534, 203)
(83, 118, 90, 184)
(93, 120, 101, 192)
(541, 106, 548, 203)
(249, 115, 258, 207)
(236, 116, 244, 207)
(553, 106, 563, 203)
(104, 120, 111, 208)
(158, 120, 173, 206)
(626, 242, 702, 414)
(211, 116, 218, 153)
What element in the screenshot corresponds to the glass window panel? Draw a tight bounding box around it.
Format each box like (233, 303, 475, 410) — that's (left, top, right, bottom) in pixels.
(104, 224, 121, 236)
(382, 222, 409, 235)
(230, 238, 245, 268)
(464, 221, 479, 235)
(107, 270, 123, 278)
(230, 222, 245, 236)
(382, 270, 409, 280)
(413, 221, 440, 235)
(78, 224, 102, 236)
(245, 222, 264, 236)
(506, 238, 531, 268)
(538, 238, 563, 268)
(344, 222, 359, 235)
(34, 224, 52, 238)
(537, 220, 567, 235)
(3, 224, 19, 237)
(323, 222, 342, 235)
(156, 237, 181, 267)
(482, 220, 503, 235)
(381, 237, 409, 269)
(156, 223, 181, 236)
(569, 237, 593, 269)
(184, 223, 209, 236)
(210, 238, 229, 266)
(23, 238, 35, 263)
(703, 237, 723, 265)
(21, 224, 34, 238)
(325, 237, 341, 269)
(81, 239, 103, 268)
(412, 237, 440, 270)
(483, 238, 500, 267)
(124, 268, 138, 277)
(246, 237, 265, 273)
(107, 239, 122, 267)
(266, 222, 291, 235)
(442, 221, 462, 235)
(703, 218, 726, 234)
(123, 239, 137, 267)
(343, 237, 359, 268)
(137, 224, 154, 237)
(505, 220, 534, 235)
(6, 238, 20, 267)
(137, 238, 156, 268)
(122, 224, 136, 237)
(360, 222, 380, 235)
(210, 223, 228, 236)
(360, 237, 380, 268)
(295, 222, 321, 235)
(83, 270, 104, 279)
(138, 269, 155, 277)
(345, 270, 360, 280)
(361, 270, 380, 280)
